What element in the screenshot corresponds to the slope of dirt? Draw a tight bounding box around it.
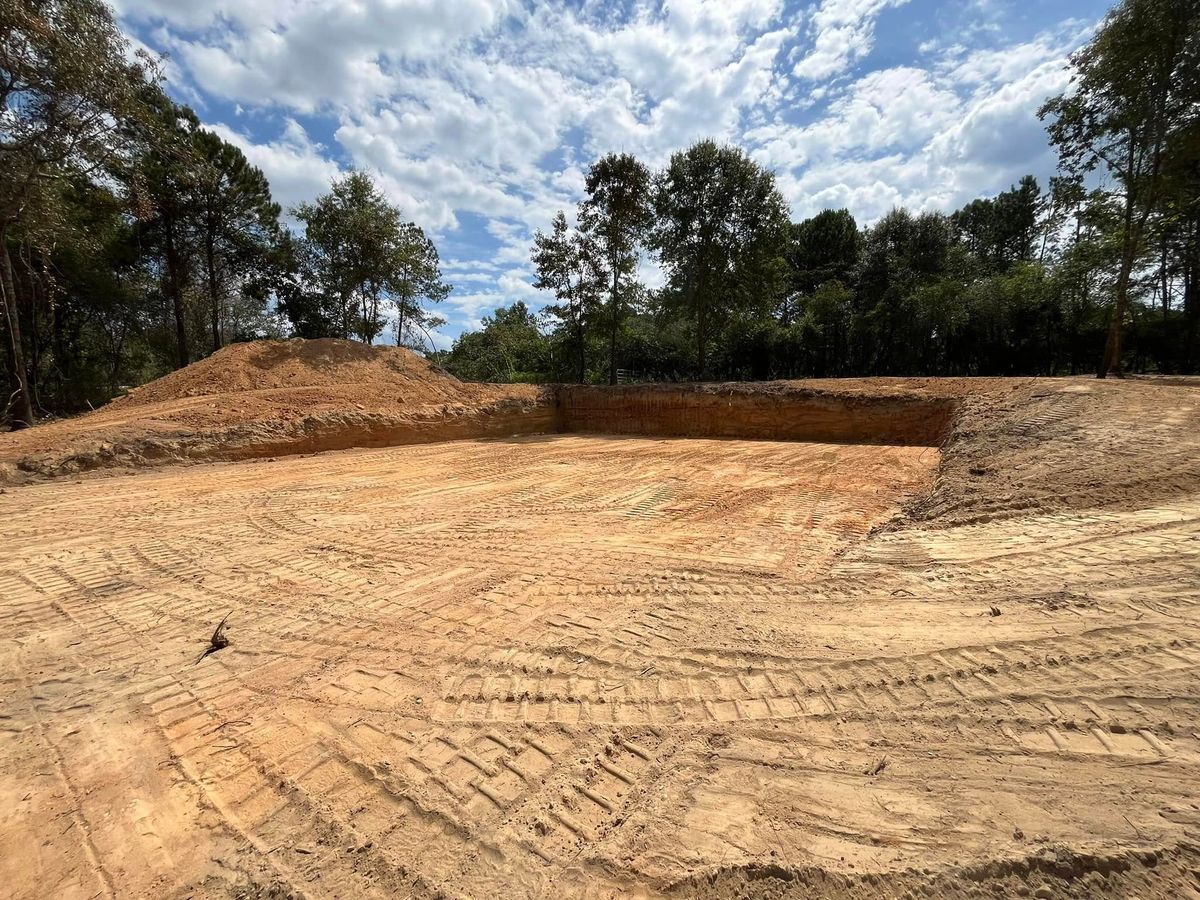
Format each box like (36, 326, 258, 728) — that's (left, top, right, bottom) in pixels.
(911, 376, 1200, 524)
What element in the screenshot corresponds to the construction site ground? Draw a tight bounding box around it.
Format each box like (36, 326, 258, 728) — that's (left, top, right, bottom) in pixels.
(1, 340, 1199, 899)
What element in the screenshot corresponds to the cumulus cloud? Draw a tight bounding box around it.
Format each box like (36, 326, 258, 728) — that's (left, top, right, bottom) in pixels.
(118, 0, 1105, 339)
(756, 24, 1084, 222)
(792, 0, 910, 80)
(205, 119, 341, 214)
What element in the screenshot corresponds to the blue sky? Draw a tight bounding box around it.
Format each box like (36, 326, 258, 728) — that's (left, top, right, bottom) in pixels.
(111, 0, 1113, 347)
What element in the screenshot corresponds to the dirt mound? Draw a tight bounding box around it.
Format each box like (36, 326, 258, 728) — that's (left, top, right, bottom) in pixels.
(0, 338, 551, 483)
(112, 338, 463, 408)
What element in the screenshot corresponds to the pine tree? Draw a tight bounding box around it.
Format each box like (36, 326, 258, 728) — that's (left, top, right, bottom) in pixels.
(189, 130, 281, 352)
(578, 154, 653, 384)
(531, 211, 603, 382)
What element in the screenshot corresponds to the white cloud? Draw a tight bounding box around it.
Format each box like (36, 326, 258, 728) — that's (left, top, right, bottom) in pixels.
(755, 24, 1082, 223)
(792, 0, 910, 81)
(125, 0, 513, 113)
(206, 119, 341, 213)
(119, 0, 1105, 338)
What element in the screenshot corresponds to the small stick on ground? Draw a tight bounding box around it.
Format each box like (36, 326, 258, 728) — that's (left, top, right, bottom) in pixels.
(195, 612, 232, 665)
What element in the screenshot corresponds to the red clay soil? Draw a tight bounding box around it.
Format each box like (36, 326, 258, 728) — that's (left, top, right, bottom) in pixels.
(3, 341, 1199, 533)
(110, 337, 482, 407)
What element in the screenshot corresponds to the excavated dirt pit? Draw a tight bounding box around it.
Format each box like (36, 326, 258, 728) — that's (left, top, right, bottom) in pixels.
(3, 357, 1200, 899)
(1, 436, 942, 892)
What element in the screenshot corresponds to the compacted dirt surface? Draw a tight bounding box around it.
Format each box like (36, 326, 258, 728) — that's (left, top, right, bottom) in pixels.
(2, 341, 1200, 899)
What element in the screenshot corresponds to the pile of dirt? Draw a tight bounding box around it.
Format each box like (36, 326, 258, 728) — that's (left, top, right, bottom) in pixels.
(111, 338, 466, 408)
(908, 377, 1200, 526)
(0, 338, 552, 483)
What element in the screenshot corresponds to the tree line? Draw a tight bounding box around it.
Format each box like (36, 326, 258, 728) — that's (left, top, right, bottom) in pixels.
(439, 0, 1200, 384)
(3, 0, 1198, 431)
(1, 0, 449, 427)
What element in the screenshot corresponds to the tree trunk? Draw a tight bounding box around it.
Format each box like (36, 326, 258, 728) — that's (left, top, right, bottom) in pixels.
(205, 232, 222, 352)
(576, 317, 586, 383)
(1100, 136, 1140, 379)
(1100, 262, 1131, 378)
(1185, 230, 1198, 372)
(361, 282, 371, 344)
(608, 268, 619, 386)
(0, 231, 34, 429)
(26, 252, 44, 413)
(110, 325, 127, 399)
(52, 262, 68, 406)
(164, 215, 189, 369)
(339, 289, 351, 340)
(369, 282, 377, 343)
(1161, 231, 1170, 321)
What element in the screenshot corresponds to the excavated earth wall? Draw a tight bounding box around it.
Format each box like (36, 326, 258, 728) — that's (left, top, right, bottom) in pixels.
(7, 397, 559, 481)
(1, 383, 958, 483)
(559, 383, 956, 446)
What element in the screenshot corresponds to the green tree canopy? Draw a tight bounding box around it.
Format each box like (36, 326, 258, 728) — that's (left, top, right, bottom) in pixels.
(1041, 0, 1200, 375)
(189, 129, 281, 353)
(578, 153, 653, 384)
(290, 171, 448, 345)
(1, 0, 158, 425)
(650, 139, 791, 375)
(789, 209, 859, 296)
(532, 211, 603, 383)
(439, 302, 549, 383)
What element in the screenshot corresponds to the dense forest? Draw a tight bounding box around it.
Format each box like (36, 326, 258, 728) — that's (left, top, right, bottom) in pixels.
(2, 0, 1198, 429)
(443, 0, 1200, 384)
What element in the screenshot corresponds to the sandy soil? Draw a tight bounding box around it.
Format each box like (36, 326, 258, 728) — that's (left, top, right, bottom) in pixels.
(1, 344, 1199, 898)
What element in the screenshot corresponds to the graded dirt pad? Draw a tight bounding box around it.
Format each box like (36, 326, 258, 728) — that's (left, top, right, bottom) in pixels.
(2, 359, 1200, 899)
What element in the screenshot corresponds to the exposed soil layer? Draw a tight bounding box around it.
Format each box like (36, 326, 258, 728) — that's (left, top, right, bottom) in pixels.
(559, 383, 957, 446)
(1, 339, 1199, 899)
